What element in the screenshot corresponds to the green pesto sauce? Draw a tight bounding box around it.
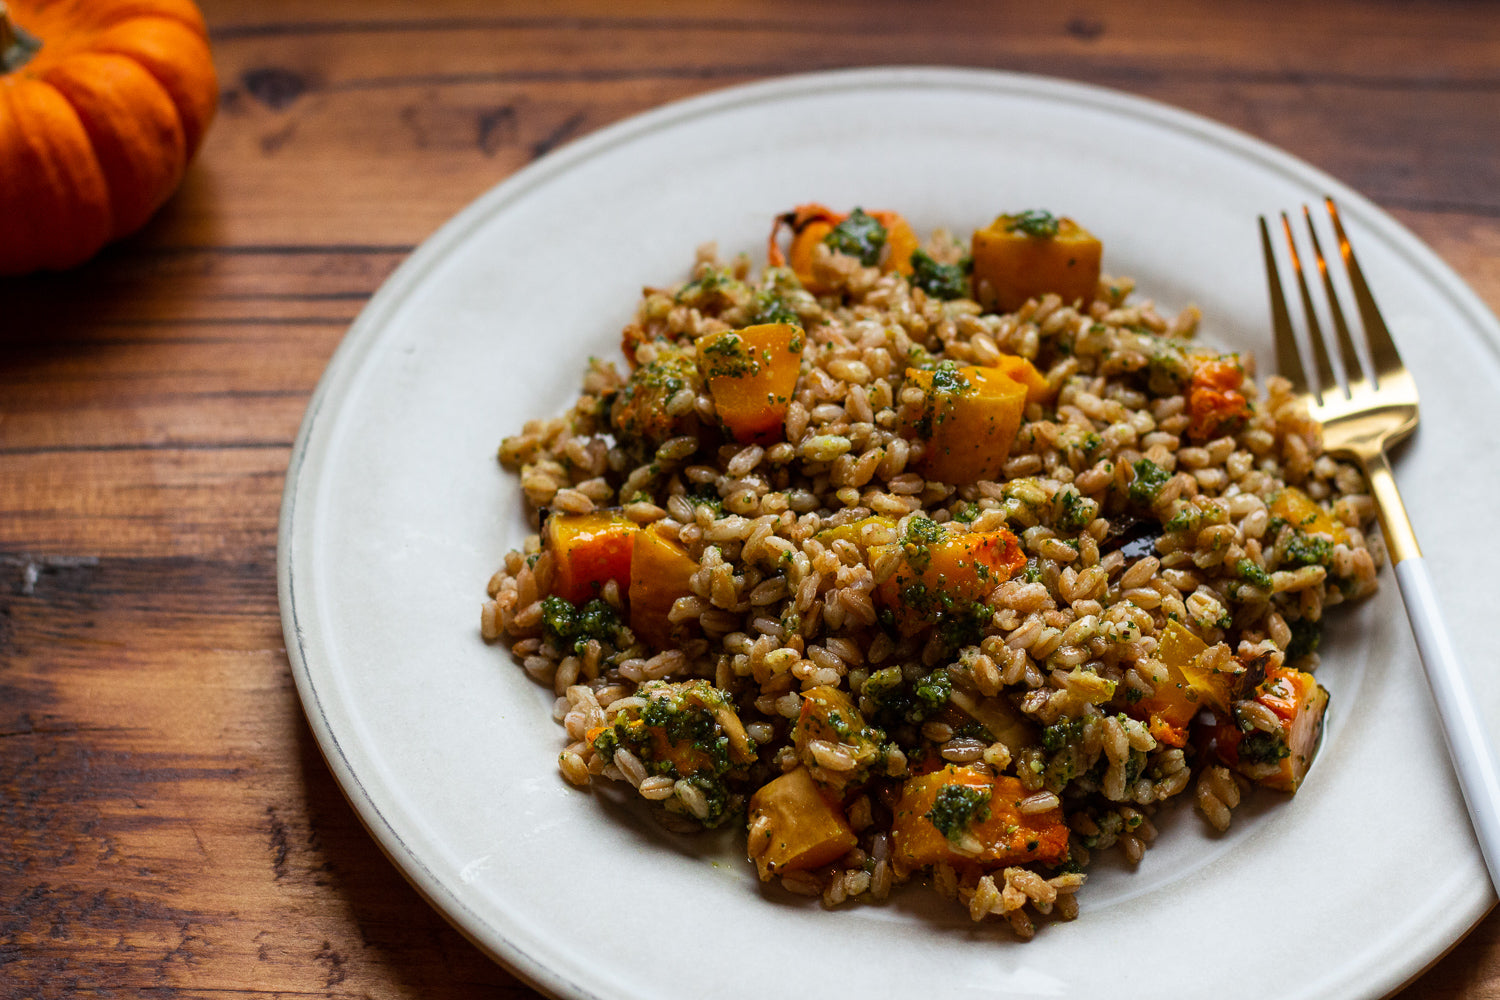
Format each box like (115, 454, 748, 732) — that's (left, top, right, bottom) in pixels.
(928, 359, 973, 397)
(1238, 729, 1291, 766)
(746, 288, 800, 326)
(909, 249, 971, 300)
(1283, 530, 1333, 568)
(862, 666, 952, 729)
(1054, 487, 1092, 532)
(1235, 558, 1274, 590)
(1286, 617, 1322, 660)
(1004, 209, 1061, 238)
(700, 333, 761, 380)
(925, 783, 992, 842)
(1127, 457, 1172, 506)
(823, 208, 887, 266)
(540, 595, 622, 654)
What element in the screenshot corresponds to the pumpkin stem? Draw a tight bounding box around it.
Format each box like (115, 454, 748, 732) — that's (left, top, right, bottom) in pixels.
(0, 2, 43, 74)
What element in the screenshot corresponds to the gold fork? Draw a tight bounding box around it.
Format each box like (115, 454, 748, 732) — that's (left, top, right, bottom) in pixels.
(1262, 198, 1500, 891)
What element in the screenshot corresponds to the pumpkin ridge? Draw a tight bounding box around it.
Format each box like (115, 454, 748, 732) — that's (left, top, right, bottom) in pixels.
(40, 49, 186, 238)
(0, 78, 111, 272)
(88, 17, 216, 154)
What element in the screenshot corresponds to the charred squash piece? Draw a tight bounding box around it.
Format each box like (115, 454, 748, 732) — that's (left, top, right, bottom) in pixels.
(891, 766, 1069, 876)
(1204, 667, 1329, 793)
(1186, 356, 1251, 442)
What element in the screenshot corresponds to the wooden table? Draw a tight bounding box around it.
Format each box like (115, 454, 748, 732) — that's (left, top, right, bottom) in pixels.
(4, 1, 1498, 995)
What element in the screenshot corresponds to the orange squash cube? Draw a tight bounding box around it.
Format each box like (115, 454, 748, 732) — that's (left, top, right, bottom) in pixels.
(1205, 667, 1329, 793)
(627, 527, 700, 649)
(543, 510, 635, 604)
(697, 322, 805, 444)
(747, 766, 858, 880)
(891, 766, 1069, 876)
(872, 522, 1025, 636)
(989, 353, 1052, 405)
(1129, 620, 1236, 747)
(905, 364, 1029, 484)
(1269, 486, 1349, 545)
(971, 212, 1102, 313)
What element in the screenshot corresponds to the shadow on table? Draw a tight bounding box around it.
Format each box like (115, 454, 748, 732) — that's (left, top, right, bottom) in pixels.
(292, 713, 543, 997)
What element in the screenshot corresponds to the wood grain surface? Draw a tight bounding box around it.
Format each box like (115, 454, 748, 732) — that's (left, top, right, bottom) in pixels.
(3, 1, 1498, 996)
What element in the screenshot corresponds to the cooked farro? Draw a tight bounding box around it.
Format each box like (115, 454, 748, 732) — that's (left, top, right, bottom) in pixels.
(481, 205, 1381, 936)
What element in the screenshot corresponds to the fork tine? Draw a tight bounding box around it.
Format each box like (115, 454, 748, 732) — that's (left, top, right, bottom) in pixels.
(1260, 215, 1308, 398)
(1303, 205, 1368, 396)
(1326, 197, 1403, 388)
(1280, 212, 1338, 404)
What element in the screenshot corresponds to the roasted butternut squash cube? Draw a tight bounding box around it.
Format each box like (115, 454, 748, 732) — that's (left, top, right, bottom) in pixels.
(1269, 486, 1349, 545)
(971, 212, 1102, 313)
(872, 519, 1025, 637)
(1129, 620, 1236, 747)
(989, 353, 1052, 405)
(696, 323, 805, 444)
(793, 686, 885, 790)
(628, 527, 700, 649)
(772, 204, 920, 292)
(1205, 667, 1329, 793)
(747, 766, 858, 880)
(1186, 356, 1251, 442)
(543, 510, 636, 604)
(610, 347, 700, 445)
(891, 766, 1069, 876)
(905, 364, 1029, 484)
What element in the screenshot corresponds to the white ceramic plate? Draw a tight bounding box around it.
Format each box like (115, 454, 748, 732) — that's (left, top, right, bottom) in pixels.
(279, 68, 1500, 1000)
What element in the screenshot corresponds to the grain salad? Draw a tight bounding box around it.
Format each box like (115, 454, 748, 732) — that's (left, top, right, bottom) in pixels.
(480, 205, 1383, 937)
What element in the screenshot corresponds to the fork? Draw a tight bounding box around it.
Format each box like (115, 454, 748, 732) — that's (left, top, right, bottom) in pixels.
(1262, 198, 1500, 893)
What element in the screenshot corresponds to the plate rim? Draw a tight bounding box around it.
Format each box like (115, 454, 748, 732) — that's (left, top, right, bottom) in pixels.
(277, 64, 1500, 1000)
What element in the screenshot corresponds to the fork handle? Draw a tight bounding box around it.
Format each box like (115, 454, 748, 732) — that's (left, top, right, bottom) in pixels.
(1395, 555, 1500, 894)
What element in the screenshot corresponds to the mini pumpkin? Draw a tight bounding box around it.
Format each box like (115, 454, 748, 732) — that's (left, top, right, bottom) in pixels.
(0, 0, 217, 275)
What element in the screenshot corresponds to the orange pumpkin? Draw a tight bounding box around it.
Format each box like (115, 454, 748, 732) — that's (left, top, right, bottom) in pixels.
(0, 0, 217, 274)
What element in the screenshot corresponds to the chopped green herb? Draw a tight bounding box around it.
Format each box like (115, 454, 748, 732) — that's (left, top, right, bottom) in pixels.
(1238, 730, 1290, 766)
(909, 249, 970, 300)
(1054, 487, 1093, 532)
(1283, 531, 1333, 568)
(951, 500, 981, 524)
(928, 359, 973, 397)
(1286, 618, 1322, 661)
(1004, 209, 1061, 238)
(1128, 458, 1172, 506)
(926, 783, 992, 842)
(1235, 558, 1273, 590)
(745, 288, 800, 326)
(541, 595, 622, 654)
(824, 207, 887, 266)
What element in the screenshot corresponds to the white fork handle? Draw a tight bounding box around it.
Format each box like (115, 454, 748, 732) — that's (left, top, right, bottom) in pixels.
(1395, 556, 1500, 894)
